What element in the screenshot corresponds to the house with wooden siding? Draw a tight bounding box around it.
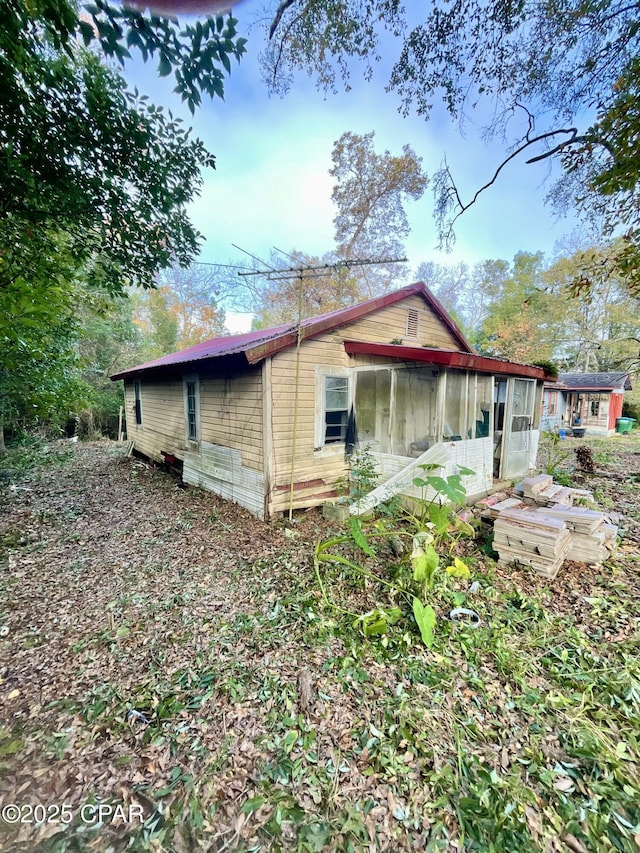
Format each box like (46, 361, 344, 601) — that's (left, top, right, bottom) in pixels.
(111, 283, 553, 519)
(540, 372, 633, 436)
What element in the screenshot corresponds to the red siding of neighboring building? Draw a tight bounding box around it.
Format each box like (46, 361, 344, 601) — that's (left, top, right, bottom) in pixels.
(608, 393, 624, 429)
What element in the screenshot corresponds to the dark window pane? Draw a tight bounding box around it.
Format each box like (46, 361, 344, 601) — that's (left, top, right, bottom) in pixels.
(134, 381, 142, 425)
(325, 409, 348, 443)
(186, 382, 197, 439)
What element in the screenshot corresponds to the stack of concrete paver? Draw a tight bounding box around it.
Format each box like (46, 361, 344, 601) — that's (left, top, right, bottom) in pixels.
(480, 475, 619, 579)
(493, 507, 572, 579)
(540, 505, 618, 565)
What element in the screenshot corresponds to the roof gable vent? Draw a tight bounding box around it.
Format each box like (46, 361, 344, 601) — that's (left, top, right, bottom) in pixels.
(406, 309, 419, 338)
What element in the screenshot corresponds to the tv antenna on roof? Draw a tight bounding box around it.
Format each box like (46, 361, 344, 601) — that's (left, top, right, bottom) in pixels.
(235, 248, 406, 283)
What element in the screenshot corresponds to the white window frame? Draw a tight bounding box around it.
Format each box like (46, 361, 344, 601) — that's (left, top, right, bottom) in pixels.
(314, 367, 352, 455)
(183, 374, 200, 444)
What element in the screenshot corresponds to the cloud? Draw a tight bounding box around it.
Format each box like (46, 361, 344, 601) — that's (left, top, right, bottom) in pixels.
(122, 3, 577, 275)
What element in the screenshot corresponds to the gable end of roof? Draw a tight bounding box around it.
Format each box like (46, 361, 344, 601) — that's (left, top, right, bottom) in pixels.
(110, 282, 473, 381)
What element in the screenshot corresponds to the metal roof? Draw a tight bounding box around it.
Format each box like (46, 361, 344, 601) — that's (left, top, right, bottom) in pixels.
(557, 372, 632, 391)
(344, 342, 552, 380)
(110, 282, 473, 380)
(110, 324, 293, 379)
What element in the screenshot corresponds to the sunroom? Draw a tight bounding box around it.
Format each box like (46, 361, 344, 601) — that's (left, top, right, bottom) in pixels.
(345, 342, 546, 505)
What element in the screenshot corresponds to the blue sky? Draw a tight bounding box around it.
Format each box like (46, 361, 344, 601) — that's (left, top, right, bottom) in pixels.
(123, 2, 577, 330)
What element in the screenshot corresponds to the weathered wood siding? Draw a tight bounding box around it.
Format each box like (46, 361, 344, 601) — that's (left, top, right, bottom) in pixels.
(199, 370, 263, 472)
(125, 371, 263, 467)
(123, 379, 185, 461)
(184, 442, 265, 519)
(337, 294, 462, 349)
(269, 335, 347, 515)
(183, 369, 265, 517)
(267, 295, 463, 515)
(124, 369, 265, 516)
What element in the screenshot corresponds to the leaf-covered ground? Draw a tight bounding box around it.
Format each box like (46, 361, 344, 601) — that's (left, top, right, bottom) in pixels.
(0, 435, 639, 852)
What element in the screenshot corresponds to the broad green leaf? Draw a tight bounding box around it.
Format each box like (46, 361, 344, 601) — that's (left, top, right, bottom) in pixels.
(412, 553, 429, 582)
(0, 738, 24, 756)
(412, 543, 439, 583)
(362, 612, 388, 636)
(428, 502, 452, 534)
(426, 475, 449, 493)
(349, 517, 375, 557)
(158, 53, 172, 77)
(413, 599, 436, 647)
(282, 730, 299, 753)
(385, 606, 402, 625)
(457, 466, 475, 476)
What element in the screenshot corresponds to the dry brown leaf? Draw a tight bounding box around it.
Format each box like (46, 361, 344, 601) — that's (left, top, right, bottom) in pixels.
(560, 832, 588, 853)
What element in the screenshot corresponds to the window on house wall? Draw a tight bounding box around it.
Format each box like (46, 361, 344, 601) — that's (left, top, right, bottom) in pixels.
(324, 376, 349, 444)
(442, 371, 492, 441)
(356, 367, 440, 456)
(590, 398, 600, 417)
(494, 379, 507, 431)
(184, 376, 200, 441)
(475, 376, 492, 437)
(134, 380, 142, 425)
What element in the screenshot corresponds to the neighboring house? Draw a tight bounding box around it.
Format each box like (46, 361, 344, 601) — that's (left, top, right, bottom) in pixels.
(541, 372, 633, 436)
(111, 283, 553, 519)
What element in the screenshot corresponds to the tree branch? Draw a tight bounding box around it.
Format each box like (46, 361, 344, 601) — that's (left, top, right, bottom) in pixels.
(269, 0, 300, 39)
(436, 127, 619, 250)
(266, 1, 311, 90)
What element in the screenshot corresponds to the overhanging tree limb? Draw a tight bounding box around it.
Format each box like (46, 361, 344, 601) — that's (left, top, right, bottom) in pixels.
(435, 127, 616, 249)
(269, 0, 299, 38)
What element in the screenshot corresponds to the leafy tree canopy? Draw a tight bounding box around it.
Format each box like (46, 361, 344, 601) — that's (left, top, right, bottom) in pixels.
(418, 241, 640, 371)
(330, 131, 427, 294)
(1, 1, 247, 296)
(544, 240, 640, 372)
(134, 264, 227, 358)
(2, 0, 247, 113)
(265, 0, 640, 294)
(235, 131, 426, 325)
(0, 0, 246, 441)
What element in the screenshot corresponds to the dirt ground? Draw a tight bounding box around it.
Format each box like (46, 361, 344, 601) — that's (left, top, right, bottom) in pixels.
(0, 435, 639, 852)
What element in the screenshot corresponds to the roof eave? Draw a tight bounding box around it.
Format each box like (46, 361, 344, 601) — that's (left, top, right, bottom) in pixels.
(110, 352, 251, 382)
(344, 341, 549, 380)
(561, 385, 625, 392)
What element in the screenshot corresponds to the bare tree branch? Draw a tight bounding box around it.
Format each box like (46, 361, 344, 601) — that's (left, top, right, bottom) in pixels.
(269, 0, 300, 39)
(436, 127, 619, 250)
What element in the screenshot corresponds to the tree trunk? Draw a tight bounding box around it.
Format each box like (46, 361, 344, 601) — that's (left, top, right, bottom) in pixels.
(0, 404, 6, 454)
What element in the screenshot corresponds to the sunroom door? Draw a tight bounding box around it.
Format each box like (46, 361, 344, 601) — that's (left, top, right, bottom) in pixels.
(501, 378, 536, 479)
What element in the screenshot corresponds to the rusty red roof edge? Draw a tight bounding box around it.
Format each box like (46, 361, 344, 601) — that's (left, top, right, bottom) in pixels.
(109, 324, 293, 380)
(344, 341, 551, 380)
(110, 282, 473, 380)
